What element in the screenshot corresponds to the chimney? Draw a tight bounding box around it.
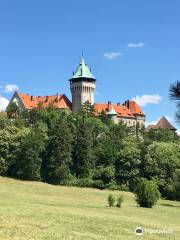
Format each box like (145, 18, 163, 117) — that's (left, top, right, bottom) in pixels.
(31, 95, 34, 101)
(46, 96, 48, 102)
(124, 100, 130, 108)
(108, 101, 111, 109)
(117, 102, 120, 106)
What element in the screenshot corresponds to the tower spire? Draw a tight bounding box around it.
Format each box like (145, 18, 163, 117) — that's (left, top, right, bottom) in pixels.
(69, 56, 96, 112)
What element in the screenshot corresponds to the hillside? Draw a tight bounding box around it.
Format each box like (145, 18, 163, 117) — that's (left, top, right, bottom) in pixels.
(0, 177, 179, 240)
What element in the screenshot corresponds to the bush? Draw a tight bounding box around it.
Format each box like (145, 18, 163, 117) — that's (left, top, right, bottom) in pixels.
(135, 178, 160, 208)
(92, 180, 105, 189)
(71, 178, 94, 188)
(105, 181, 121, 191)
(116, 195, 124, 208)
(107, 194, 115, 207)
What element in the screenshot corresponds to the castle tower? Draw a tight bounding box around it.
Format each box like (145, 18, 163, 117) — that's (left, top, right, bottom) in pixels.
(69, 57, 96, 112)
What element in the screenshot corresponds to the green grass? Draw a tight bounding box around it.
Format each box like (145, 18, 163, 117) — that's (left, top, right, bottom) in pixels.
(0, 177, 179, 240)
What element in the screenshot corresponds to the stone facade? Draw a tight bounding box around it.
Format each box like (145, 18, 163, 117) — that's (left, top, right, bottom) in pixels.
(70, 81, 95, 112)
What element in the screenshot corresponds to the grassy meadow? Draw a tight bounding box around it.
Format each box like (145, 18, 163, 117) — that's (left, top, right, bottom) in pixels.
(0, 177, 179, 240)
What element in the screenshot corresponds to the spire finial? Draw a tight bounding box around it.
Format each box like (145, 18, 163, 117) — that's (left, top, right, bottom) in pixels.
(82, 51, 84, 58)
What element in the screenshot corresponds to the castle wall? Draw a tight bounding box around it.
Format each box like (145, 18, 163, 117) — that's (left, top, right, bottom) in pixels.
(111, 115, 145, 127)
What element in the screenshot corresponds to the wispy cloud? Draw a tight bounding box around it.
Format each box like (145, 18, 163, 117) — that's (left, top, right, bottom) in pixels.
(128, 42, 145, 48)
(104, 52, 123, 60)
(3, 84, 19, 93)
(0, 95, 9, 111)
(132, 94, 162, 106)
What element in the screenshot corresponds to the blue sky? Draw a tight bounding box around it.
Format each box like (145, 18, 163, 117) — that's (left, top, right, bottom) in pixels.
(0, 0, 180, 130)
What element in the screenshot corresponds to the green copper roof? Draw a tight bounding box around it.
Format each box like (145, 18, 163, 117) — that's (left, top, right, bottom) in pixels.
(107, 107, 117, 115)
(71, 57, 95, 79)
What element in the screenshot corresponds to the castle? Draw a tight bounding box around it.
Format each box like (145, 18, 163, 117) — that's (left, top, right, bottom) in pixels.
(9, 57, 145, 127)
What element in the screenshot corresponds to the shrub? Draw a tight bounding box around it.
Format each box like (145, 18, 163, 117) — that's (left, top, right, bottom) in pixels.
(105, 181, 121, 191)
(107, 194, 115, 207)
(135, 178, 160, 208)
(71, 178, 94, 188)
(116, 195, 124, 208)
(92, 180, 105, 189)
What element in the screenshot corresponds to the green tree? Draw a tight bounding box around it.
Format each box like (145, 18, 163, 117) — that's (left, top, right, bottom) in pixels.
(73, 118, 94, 177)
(15, 122, 48, 180)
(6, 102, 20, 119)
(79, 101, 95, 117)
(45, 117, 73, 184)
(135, 178, 160, 208)
(143, 142, 180, 196)
(145, 129, 178, 143)
(115, 137, 141, 190)
(0, 125, 29, 176)
(173, 169, 180, 200)
(169, 80, 180, 122)
(21, 108, 60, 128)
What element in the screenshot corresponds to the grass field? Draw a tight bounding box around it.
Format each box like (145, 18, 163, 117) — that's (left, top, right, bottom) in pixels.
(0, 177, 179, 240)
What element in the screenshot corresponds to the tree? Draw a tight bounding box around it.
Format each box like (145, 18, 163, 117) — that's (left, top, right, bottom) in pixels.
(99, 110, 112, 125)
(145, 128, 178, 143)
(21, 108, 60, 128)
(173, 169, 180, 200)
(0, 125, 30, 176)
(0, 113, 10, 129)
(73, 118, 95, 177)
(135, 178, 160, 208)
(93, 165, 115, 186)
(169, 80, 180, 122)
(167, 169, 180, 201)
(45, 116, 73, 184)
(15, 122, 48, 180)
(143, 142, 180, 196)
(115, 137, 141, 190)
(79, 101, 95, 117)
(6, 102, 20, 119)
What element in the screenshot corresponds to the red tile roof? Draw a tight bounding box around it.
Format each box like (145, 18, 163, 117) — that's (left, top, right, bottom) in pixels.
(95, 101, 144, 118)
(128, 101, 144, 115)
(17, 92, 72, 110)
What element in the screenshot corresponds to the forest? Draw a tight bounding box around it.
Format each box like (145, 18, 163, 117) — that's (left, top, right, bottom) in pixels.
(0, 99, 180, 201)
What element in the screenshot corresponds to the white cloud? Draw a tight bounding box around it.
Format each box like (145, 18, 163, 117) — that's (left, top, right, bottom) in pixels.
(176, 130, 180, 136)
(3, 84, 19, 93)
(128, 42, 145, 48)
(132, 94, 162, 106)
(145, 120, 157, 127)
(0, 96, 9, 111)
(104, 52, 123, 60)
